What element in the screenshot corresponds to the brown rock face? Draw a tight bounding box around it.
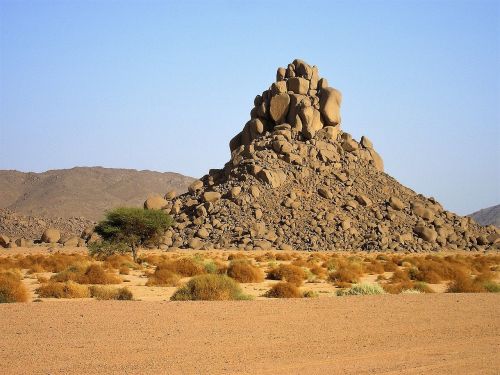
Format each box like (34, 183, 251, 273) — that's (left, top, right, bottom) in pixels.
(146, 59, 497, 252)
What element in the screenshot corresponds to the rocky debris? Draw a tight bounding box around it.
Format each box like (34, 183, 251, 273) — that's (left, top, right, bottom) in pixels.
(138, 59, 498, 252)
(0, 209, 94, 247)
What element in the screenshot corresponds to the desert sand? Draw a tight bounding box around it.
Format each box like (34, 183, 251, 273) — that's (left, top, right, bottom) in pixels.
(1, 294, 498, 374)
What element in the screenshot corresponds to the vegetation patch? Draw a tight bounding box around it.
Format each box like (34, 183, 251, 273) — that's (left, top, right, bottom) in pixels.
(264, 282, 302, 298)
(0, 271, 28, 303)
(171, 274, 250, 301)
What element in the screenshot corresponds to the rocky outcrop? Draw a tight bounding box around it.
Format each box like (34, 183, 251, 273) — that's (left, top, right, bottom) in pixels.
(143, 59, 498, 252)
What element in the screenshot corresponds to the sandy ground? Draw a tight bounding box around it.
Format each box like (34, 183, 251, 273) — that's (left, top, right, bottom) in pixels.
(1, 294, 498, 375)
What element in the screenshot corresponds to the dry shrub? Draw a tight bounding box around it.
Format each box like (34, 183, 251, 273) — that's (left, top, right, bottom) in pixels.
(227, 261, 264, 283)
(119, 265, 130, 275)
(27, 263, 45, 274)
(21, 253, 90, 273)
(254, 252, 276, 262)
(267, 264, 306, 286)
(90, 286, 133, 300)
(170, 274, 249, 301)
(275, 253, 293, 261)
(382, 281, 415, 294)
(37, 281, 90, 298)
(37, 275, 49, 283)
(390, 269, 410, 283)
(138, 254, 163, 266)
(309, 264, 327, 279)
(102, 254, 138, 271)
(0, 271, 28, 303)
(159, 258, 205, 277)
(264, 282, 302, 298)
(0, 257, 17, 271)
(383, 261, 399, 272)
(328, 268, 361, 284)
(364, 260, 385, 274)
(413, 281, 434, 293)
(227, 253, 247, 261)
(334, 281, 353, 288)
(145, 268, 180, 287)
(447, 272, 485, 293)
(81, 264, 122, 284)
(474, 270, 495, 284)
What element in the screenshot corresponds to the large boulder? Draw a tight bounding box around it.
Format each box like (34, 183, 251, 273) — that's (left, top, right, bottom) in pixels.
(319, 87, 342, 126)
(144, 195, 168, 210)
(287, 77, 309, 95)
(41, 228, 61, 243)
(257, 169, 287, 188)
(0, 234, 10, 248)
(414, 225, 438, 242)
(269, 93, 290, 124)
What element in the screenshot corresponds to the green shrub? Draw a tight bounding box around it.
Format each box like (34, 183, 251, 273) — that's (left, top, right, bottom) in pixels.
(484, 281, 500, 293)
(170, 274, 250, 301)
(337, 283, 386, 296)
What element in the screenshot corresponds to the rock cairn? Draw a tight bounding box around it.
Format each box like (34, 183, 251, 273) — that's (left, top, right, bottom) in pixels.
(147, 59, 499, 252)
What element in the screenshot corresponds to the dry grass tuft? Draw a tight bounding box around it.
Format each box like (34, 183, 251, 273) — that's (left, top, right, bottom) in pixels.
(170, 274, 249, 301)
(267, 264, 306, 286)
(145, 268, 180, 287)
(37, 281, 90, 298)
(0, 271, 28, 303)
(264, 282, 302, 298)
(275, 253, 293, 261)
(90, 285, 133, 300)
(158, 258, 205, 277)
(227, 261, 264, 283)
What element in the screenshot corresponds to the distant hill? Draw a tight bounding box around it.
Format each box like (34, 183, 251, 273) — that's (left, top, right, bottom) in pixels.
(469, 204, 500, 227)
(0, 167, 195, 221)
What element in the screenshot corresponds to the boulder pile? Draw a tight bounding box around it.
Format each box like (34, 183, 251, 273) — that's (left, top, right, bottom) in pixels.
(0, 209, 94, 248)
(148, 59, 499, 252)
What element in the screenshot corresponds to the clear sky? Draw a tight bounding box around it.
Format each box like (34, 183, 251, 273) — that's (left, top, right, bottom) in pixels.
(0, 0, 498, 215)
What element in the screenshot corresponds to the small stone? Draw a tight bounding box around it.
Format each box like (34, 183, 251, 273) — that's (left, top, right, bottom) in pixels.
(250, 186, 260, 198)
(230, 186, 241, 198)
(197, 228, 210, 239)
(318, 187, 333, 199)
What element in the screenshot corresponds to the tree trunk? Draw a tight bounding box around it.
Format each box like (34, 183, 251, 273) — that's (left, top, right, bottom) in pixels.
(131, 243, 137, 262)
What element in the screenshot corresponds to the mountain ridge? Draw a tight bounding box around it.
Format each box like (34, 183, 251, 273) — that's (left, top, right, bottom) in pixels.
(0, 166, 195, 221)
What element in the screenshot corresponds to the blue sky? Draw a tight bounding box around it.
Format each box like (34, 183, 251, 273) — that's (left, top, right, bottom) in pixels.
(0, 0, 498, 215)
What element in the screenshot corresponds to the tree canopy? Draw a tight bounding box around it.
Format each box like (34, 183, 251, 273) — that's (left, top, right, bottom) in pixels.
(93, 207, 173, 260)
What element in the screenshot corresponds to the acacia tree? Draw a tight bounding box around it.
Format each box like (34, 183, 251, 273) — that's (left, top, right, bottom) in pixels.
(93, 207, 173, 261)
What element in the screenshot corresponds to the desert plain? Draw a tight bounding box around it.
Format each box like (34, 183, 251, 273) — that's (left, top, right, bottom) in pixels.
(1, 246, 499, 374)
